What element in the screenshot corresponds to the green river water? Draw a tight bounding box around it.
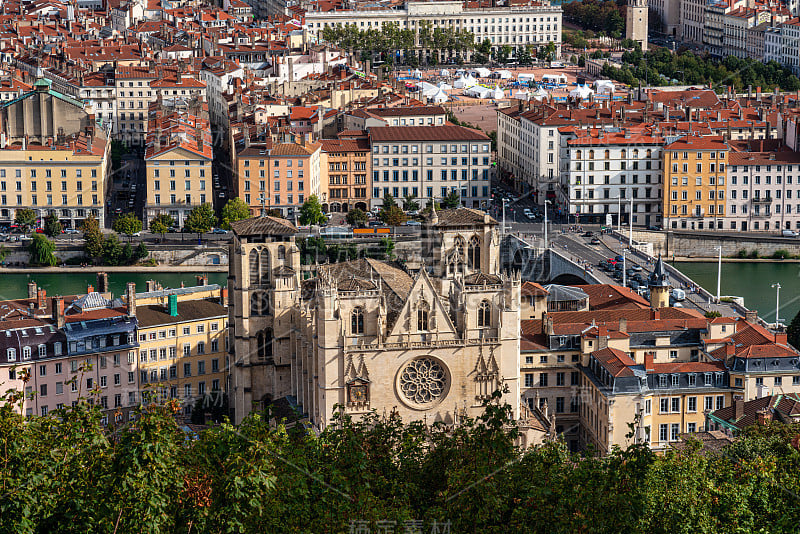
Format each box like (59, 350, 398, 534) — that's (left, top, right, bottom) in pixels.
(0, 271, 228, 301)
(674, 261, 800, 323)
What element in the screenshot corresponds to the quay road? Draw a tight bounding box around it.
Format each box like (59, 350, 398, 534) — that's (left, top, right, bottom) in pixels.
(506, 222, 744, 318)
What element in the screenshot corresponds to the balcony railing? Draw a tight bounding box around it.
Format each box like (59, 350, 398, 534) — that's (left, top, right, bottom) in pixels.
(751, 196, 772, 203)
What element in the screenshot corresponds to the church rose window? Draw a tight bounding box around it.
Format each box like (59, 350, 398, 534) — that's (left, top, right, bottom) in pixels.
(398, 357, 448, 406)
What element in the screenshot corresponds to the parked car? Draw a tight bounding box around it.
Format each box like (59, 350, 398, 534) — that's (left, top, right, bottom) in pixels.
(406, 210, 419, 216)
(64, 228, 79, 234)
(647, 225, 663, 231)
(405, 220, 421, 226)
(590, 237, 601, 245)
(631, 264, 643, 272)
(211, 228, 228, 234)
(782, 229, 798, 237)
(672, 288, 686, 301)
(581, 232, 593, 237)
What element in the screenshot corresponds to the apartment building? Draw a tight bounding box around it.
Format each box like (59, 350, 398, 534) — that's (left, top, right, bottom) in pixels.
(307, 0, 563, 58)
(320, 138, 371, 213)
(135, 288, 228, 418)
(727, 150, 800, 232)
(662, 135, 729, 230)
(680, 0, 707, 42)
(342, 105, 448, 131)
(565, 129, 664, 227)
(369, 125, 492, 210)
(116, 65, 207, 146)
(235, 136, 322, 219)
(0, 78, 112, 229)
(144, 109, 213, 228)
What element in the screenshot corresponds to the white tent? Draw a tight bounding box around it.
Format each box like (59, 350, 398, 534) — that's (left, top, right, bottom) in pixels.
(438, 81, 453, 91)
(464, 85, 493, 98)
(594, 79, 615, 94)
(471, 67, 491, 78)
(518, 73, 536, 83)
(541, 73, 568, 85)
(490, 85, 505, 100)
(454, 69, 466, 77)
(440, 69, 451, 77)
(513, 89, 530, 101)
(569, 85, 594, 99)
(453, 74, 478, 89)
(412, 69, 423, 79)
(430, 88, 449, 103)
(418, 81, 439, 97)
(532, 86, 549, 101)
(493, 69, 513, 79)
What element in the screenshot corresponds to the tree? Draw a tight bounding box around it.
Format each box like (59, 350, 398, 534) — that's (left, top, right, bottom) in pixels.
(379, 205, 406, 226)
(43, 213, 62, 238)
(298, 195, 327, 226)
(101, 234, 125, 266)
(402, 195, 420, 212)
(345, 208, 368, 227)
(298, 236, 327, 265)
(221, 197, 251, 230)
(498, 44, 512, 64)
(787, 309, 800, 349)
(378, 237, 395, 259)
(149, 213, 176, 243)
(82, 215, 104, 262)
(28, 234, 57, 266)
(112, 213, 143, 241)
(14, 208, 37, 232)
(135, 242, 149, 262)
(184, 203, 217, 240)
(442, 191, 462, 209)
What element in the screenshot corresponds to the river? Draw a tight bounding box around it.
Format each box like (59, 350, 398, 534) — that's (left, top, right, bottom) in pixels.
(0, 271, 228, 301)
(674, 261, 800, 323)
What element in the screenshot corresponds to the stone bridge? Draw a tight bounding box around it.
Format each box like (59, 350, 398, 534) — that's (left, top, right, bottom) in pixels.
(501, 235, 602, 285)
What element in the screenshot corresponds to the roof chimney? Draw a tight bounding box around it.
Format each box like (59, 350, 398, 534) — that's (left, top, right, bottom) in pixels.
(96, 271, 108, 293)
(745, 310, 759, 323)
(126, 282, 136, 317)
(734, 398, 744, 420)
(619, 318, 627, 333)
(167, 293, 178, 317)
(644, 351, 654, 372)
(27, 281, 37, 299)
(51, 297, 65, 329)
(37, 288, 46, 310)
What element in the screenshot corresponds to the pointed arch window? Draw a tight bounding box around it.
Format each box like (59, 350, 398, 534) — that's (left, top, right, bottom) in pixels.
(249, 249, 259, 285)
(277, 245, 286, 263)
(417, 301, 430, 331)
(468, 236, 481, 271)
(260, 248, 270, 282)
(351, 307, 365, 335)
(453, 235, 466, 260)
(478, 300, 491, 327)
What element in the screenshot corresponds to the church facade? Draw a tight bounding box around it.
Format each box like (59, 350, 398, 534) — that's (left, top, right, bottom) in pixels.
(228, 208, 532, 432)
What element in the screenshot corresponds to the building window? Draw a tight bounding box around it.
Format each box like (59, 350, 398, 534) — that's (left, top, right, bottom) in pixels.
(477, 300, 491, 327)
(417, 301, 429, 331)
(351, 307, 365, 335)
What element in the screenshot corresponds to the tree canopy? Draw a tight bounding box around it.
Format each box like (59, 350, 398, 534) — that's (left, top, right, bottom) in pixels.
(43, 213, 62, 238)
(1, 388, 800, 533)
(221, 197, 251, 230)
(82, 215, 104, 261)
(112, 214, 143, 240)
(150, 213, 176, 242)
(184, 203, 217, 236)
(299, 195, 327, 226)
(14, 208, 37, 232)
(28, 234, 57, 266)
(345, 208, 368, 227)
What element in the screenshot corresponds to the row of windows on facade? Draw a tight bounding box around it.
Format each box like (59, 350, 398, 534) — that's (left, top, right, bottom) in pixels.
(320, 15, 559, 26)
(152, 170, 207, 181)
(8, 353, 135, 379)
(374, 169, 491, 183)
(139, 339, 222, 361)
(139, 323, 221, 341)
(0, 169, 98, 182)
(729, 175, 800, 187)
(576, 161, 659, 172)
(375, 157, 492, 167)
(574, 188, 657, 200)
(29, 380, 219, 418)
(574, 149, 659, 160)
(374, 144, 490, 155)
(140, 358, 222, 382)
(574, 174, 661, 186)
(2, 207, 99, 218)
(524, 370, 581, 387)
(328, 161, 367, 171)
(243, 194, 305, 206)
(248, 247, 288, 285)
(375, 185, 489, 200)
(670, 162, 725, 173)
(152, 194, 208, 205)
(348, 300, 491, 335)
(10, 194, 100, 207)
(243, 159, 305, 168)
(327, 188, 368, 199)
(242, 178, 305, 190)
(6, 335, 133, 361)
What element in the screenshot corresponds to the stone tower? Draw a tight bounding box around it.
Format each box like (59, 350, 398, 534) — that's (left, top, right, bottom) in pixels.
(648, 255, 671, 308)
(626, 0, 648, 51)
(227, 215, 301, 424)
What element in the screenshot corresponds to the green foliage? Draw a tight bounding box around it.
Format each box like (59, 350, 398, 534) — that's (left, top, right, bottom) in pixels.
(402, 195, 420, 212)
(184, 203, 217, 236)
(704, 311, 722, 318)
(325, 243, 358, 263)
(298, 236, 327, 265)
(191, 392, 229, 425)
(381, 193, 398, 209)
(135, 242, 148, 262)
(345, 208, 368, 227)
(1, 383, 800, 533)
(736, 248, 749, 259)
(14, 208, 37, 232)
(43, 213, 62, 238)
(82, 215, 104, 261)
(379, 205, 406, 227)
(378, 237, 395, 259)
(28, 234, 57, 266)
(772, 249, 792, 259)
(299, 195, 327, 226)
(221, 197, 251, 230)
(150, 213, 176, 241)
(787, 308, 800, 349)
(101, 234, 125, 266)
(563, 0, 625, 35)
(442, 190, 462, 209)
(604, 46, 799, 92)
(112, 213, 143, 239)
(498, 44, 512, 64)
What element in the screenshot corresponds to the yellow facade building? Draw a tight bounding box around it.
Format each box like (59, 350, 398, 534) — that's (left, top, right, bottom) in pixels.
(132, 284, 228, 418)
(662, 135, 729, 231)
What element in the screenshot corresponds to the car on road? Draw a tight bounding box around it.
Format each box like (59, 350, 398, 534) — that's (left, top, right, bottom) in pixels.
(64, 228, 79, 234)
(581, 232, 593, 237)
(782, 229, 798, 237)
(628, 280, 640, 291)
(647, 225, 663, 231)
(526, 212, 536, 219)
(590, 237, 601, 245)
(406, 210, 419, 216)
(211, 228, 229, 234)
(615, 255, 624, 263)
(405, 220, 421, 226)
(631, 264, 643, 272)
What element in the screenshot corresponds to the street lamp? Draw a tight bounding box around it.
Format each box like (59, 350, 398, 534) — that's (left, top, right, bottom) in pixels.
(772, 283, 782, 325)
(622, 250, 627, 287)
(544, 199, 552, 249)
(617, 194, 622, 233)
(629, 195, 633, 248)
(715, 246, 722, 302)
(502, 198, 508, 236)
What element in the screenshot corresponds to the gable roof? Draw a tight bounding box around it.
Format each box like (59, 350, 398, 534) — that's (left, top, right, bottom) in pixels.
(231, 216, 298, 236)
